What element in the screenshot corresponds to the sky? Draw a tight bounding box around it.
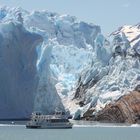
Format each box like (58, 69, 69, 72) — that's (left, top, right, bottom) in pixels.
(0, 0, 139, 35)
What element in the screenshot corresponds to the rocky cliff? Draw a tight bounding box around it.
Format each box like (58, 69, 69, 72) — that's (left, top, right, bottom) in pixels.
(94, 88, 140, 124)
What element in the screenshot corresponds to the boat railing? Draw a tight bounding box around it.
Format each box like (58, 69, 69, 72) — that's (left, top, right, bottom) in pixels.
(31, 114, 68, 120)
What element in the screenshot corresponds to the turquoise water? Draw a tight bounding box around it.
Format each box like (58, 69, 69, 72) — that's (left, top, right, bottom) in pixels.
(0, 121, 140, 140)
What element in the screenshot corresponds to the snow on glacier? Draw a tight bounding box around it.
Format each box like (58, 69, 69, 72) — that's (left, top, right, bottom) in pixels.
(111, 24, 140, 55)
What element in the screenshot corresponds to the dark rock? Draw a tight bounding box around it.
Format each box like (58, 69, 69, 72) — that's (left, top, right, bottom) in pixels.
(79, 100, 85, 107)
(74, 76, 98, 100)
(134, 85, 140, 92)
(82, 108, 95, 121)
(94, 91, 140, 124)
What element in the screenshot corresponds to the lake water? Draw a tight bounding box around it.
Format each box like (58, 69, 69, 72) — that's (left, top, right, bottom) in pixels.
(0, 121, 140, 140)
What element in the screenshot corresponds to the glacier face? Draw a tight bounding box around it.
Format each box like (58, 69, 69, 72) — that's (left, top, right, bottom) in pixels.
(22, 9, 102, 114)
(0, 6, 140, 118)
(0, 6, 102, 116)
(74, 24, 140, 118)
(34, 43, 65, 114)
(0, 21, 42, 119)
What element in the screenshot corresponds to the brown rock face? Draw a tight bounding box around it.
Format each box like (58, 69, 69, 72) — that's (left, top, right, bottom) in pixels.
(94, 91, 140, 124)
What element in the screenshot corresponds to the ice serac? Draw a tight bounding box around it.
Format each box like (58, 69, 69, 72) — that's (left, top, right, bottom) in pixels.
(34, 42, 65, 114)
(22, 10, 101, 114)
(73, 24, 140, 119)
(0, 21, 42, 119)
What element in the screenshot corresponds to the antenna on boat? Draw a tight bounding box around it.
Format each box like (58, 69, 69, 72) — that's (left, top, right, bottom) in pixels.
(55, 107, 63, 115)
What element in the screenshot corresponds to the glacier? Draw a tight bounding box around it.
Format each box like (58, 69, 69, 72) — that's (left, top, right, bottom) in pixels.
(0, 6, 140, 119)
(22, 9, 102, 115)
(74, 24, 140, 118)
(0, 20, 42, 119)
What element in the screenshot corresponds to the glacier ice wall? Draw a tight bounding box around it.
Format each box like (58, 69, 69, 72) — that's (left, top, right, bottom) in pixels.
(73, 24, 140, 118)
(0, 21, 42, 119)
(34, 42, 65, 114)
(22, 9, 102, 114)
(0, 7, 140, 118)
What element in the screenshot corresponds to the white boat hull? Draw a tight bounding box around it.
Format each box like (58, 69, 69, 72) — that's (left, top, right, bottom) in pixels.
(26, 123, 73, 129)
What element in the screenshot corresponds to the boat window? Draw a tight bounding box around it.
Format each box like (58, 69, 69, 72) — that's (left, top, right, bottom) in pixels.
(50, 119, 69, 122)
